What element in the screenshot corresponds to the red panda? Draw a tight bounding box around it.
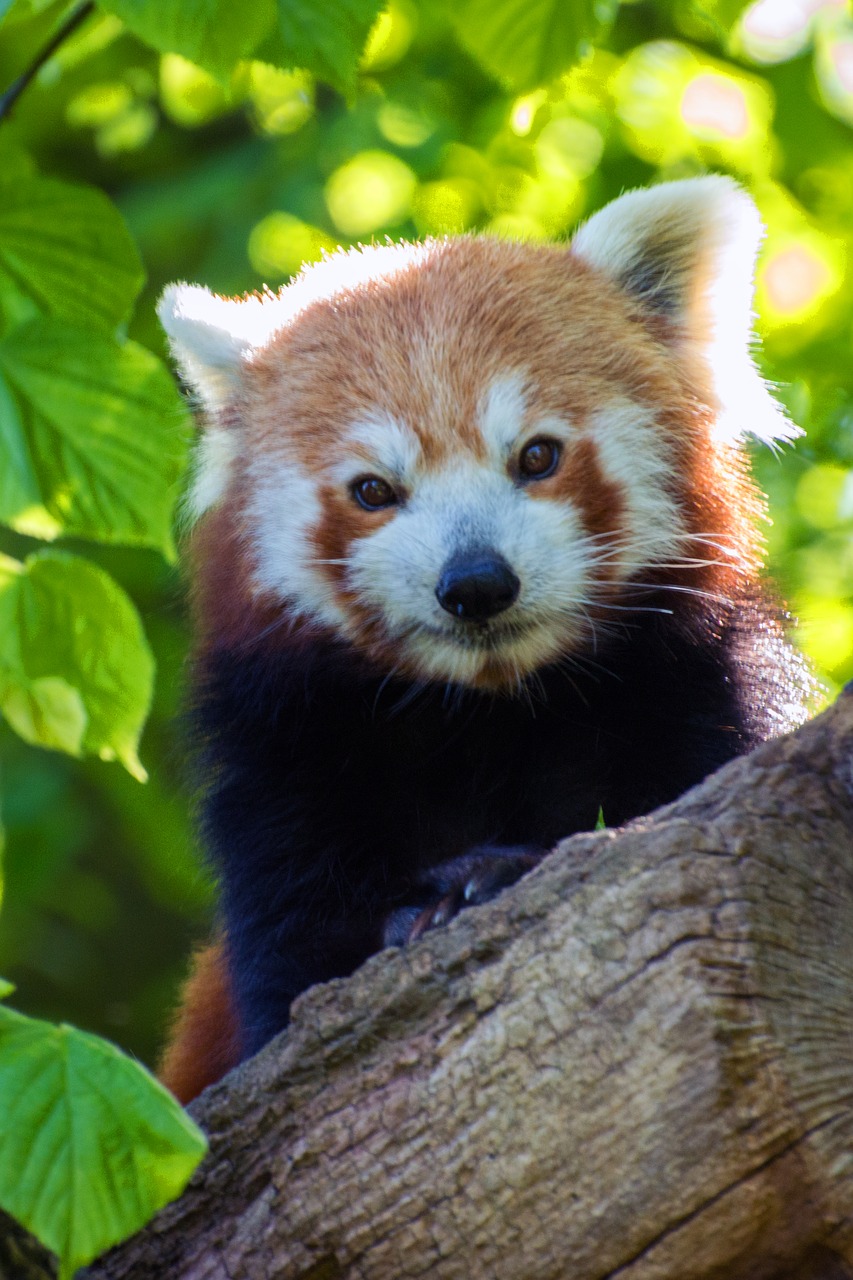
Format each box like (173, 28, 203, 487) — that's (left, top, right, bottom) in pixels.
(157, 176, 811, 1104)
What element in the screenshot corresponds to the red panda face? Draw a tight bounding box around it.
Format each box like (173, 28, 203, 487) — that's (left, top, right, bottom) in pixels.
(160, 177, 794, 688)
(242, 336, 688, 686)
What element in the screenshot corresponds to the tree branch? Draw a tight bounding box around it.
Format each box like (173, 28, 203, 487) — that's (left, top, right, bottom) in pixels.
(70, 690, 853, 1277)
(0, 2, 95, 125)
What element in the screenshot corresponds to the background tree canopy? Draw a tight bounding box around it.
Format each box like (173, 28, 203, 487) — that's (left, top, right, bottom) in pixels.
(0, 0, 851, 1268)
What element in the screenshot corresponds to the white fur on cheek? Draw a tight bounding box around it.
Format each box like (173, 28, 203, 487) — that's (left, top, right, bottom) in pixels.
(584, 400, 685, 576)
(185, 427, 238, 520)
(247, 460, 348, 629)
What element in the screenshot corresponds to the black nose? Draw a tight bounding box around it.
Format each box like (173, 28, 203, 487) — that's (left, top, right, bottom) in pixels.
(435, 551, 520, 622)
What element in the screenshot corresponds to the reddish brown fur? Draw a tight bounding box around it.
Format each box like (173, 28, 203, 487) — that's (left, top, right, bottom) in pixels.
(554, 435, 626, 575)
(158, 940, 240, 1104)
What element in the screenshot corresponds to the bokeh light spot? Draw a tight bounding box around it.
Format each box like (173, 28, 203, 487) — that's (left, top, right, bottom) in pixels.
(760, 240, 837, 321)
(510, 90, 547, 136)
(66, 82, 132, 129)
(740, 0, 815, 62)
(96, 103, 157, 155)
(800, 598, 853, 674)
(377, 102, 435, 147)
(614, 42, 774, 173)
(248, 64, 313, 135)
(248, 213, 338, 280)
(534, 116, 604, 179)
(159, 55, 229, 128)
(795, 463, 851, 529)
(816, 16, 853, 125)
(413, 179, 481, 235)
(325, 151, 417, 236)
(681, 73, 749, 140)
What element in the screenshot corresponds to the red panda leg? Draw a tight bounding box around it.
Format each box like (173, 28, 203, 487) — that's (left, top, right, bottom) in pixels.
(158, 938, 241, 1105)
(382, 845, 546, 946)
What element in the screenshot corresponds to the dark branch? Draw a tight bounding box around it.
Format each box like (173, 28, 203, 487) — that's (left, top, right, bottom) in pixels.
(0, 1, 95, 125)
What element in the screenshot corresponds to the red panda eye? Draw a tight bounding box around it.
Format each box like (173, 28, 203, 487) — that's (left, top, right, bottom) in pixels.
(352, 476, 397, 510)
(518, 438, 561, 480)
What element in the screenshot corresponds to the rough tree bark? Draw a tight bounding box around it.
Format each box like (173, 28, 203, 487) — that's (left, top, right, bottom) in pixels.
(56, 690, 853, 1277)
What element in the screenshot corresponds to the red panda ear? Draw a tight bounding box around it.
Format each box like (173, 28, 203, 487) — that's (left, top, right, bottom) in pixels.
(157, 283, 275, 416)
(571, 175, 758, 330)
(158, 284, 284, 519)
(571, 176, 796, 444)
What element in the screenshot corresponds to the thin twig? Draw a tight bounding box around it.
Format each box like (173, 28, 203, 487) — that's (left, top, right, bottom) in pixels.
(0, 0, 95, 124)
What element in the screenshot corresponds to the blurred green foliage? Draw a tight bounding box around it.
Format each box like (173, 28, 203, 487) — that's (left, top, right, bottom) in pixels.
(0, 0, 851, 1090)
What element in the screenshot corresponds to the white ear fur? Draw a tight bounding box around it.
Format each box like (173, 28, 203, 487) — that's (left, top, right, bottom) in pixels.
(157, 283, 278, 414)
(572, 177, 797, 444)
(158, 284, 278, 521)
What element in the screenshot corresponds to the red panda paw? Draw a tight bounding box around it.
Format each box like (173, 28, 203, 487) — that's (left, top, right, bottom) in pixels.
(382, 845, 545, 947)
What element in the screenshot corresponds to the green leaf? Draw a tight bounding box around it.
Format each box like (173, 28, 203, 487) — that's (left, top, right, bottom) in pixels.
(97, 0, 275, 81)
(0, 0, 66, 23)
(269, 0, 383, 90)
(595, 806, 606, 831)
(0, 1003, 207, 1278)
(0, 139, 36, 184)
(0, 318, 188, 553)
(0, 176, 144, 334)
(0, 551, 155, 778)
(678, 0, 752, 41)
(1, 675, 87, 756)
(0, 980, 13, 1000)
(451, 0, 619, 90)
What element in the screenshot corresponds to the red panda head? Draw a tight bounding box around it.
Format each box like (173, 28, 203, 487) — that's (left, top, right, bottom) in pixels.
(159, 176, 795, 688)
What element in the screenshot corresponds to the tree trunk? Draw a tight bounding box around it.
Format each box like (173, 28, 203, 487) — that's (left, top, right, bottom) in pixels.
(0, 1209, 55, 1280)
(75, 689, 853, 1277)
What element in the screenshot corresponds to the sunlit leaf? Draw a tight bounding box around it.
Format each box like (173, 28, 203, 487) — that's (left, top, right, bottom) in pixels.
(0, 319, 188, 553)
(0, 551, 155, 778)
(0, 1002, 206, 1279)
(1, 676, 87, 757)
(159, 53, 232, 127)
(0, 177, 143, 333)
(450, 0, 619, 90)
(662, 0, 753, 45)
(98, 0, 274, 80)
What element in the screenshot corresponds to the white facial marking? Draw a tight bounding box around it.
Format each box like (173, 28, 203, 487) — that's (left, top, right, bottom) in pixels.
(583, 400, 685, 575)
(248, 459, 347, 629)
(185, 427, 238, 521)
(331, 413, 422, 487)
(479, 373, 529, 461)
(479, 373, 575, 468)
